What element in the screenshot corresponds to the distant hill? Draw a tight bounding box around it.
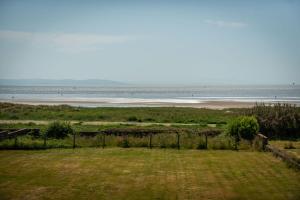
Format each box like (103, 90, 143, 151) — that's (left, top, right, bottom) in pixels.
(0, 79, 127, 86)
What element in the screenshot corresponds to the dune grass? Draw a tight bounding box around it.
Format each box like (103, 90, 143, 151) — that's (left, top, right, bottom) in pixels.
(0, 103, 239, 125)
(0, 148, 299, 200)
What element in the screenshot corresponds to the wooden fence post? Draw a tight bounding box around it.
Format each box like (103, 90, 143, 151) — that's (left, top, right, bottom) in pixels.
(177, 132, 180, 150)
(73, 133, 76, 149)
(257, 133, 268, 151)
(262, 136, 268, 150)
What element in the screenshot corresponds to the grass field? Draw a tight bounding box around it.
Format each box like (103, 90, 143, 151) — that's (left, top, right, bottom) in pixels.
(270, 140, 300, 159)
(0, 103, 239, 125)
(0, 148, 299, 200)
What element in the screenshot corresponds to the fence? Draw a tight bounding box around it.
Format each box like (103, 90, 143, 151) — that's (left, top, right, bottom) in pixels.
(0, 128, 40, 147)
(255, 133, 300, 169)
(73, 128, 210, 149)
(0, 127, 225, 150)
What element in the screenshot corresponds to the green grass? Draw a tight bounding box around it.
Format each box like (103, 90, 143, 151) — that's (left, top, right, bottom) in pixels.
(0, 103, 240, 125)
(269, 140, 300, 159)
(0, 148, 299, 200)
(0, 133, 239, 150)
(0, 122, 183, 133)
(0, 120, 232, 150)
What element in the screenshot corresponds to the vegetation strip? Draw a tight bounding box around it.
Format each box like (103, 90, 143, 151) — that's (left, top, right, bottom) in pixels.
(0, 102, 236, 125)
(0, 120, 202, 126)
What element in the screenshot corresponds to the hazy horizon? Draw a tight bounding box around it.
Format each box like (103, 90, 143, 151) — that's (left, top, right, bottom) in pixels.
(1, 0, 300, 85)
(0, 78, 299, 87)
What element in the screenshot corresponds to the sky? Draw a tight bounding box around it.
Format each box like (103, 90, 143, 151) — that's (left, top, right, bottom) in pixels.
(0, 0, 299, 85)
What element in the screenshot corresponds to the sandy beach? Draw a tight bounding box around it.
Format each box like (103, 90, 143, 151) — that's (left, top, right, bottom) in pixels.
(1, 85, 299, 109)
(0, 98, 276, 109)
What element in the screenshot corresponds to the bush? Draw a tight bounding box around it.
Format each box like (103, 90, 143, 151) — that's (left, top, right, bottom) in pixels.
(247, 103, 300, 139)
(45, 121, 74, 139)
(237, 116, 259, 141)
(196, 141, 207, 149)
(127, 116, 138, 122)
(226, 118, 241, 146)
(226, 116, 259, 148)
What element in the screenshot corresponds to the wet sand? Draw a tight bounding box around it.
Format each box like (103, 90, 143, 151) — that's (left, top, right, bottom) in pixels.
(0, 98, 258, 109)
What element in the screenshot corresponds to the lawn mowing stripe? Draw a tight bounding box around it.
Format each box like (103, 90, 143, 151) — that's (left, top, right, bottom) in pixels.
(0, 149, 300, 200)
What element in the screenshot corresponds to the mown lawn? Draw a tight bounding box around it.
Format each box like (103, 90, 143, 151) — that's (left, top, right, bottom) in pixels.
(0, 149, 299, 200)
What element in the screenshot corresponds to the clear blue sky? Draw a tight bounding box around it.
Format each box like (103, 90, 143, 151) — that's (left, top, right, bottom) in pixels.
(0, 0, 299, 84)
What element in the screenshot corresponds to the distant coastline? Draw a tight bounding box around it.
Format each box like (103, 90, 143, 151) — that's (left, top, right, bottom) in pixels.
(0, 79, 127, 87)
(1, 84, 299, 108)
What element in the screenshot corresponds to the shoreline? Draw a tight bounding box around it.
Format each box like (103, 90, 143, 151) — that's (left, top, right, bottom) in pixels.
(2, 98, 299, 109)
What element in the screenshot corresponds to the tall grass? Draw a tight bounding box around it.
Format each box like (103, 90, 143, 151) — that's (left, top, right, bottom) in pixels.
(247, 103, 300, 139)
(0, 133, 242, 150)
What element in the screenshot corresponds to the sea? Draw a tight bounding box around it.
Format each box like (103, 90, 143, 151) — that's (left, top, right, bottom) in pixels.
(0, 85, 300, 107)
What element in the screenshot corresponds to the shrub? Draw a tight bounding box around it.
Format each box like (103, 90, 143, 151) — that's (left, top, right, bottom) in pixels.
(144, 118, 154, 122)
(127, 116, 138, 122)
(237, 116, 259, 141)
(97, 115, 107, 120)
(28, 129, 41, 138)
(45, 121, 74, 139)
(247, 103, 300, 139)
(196, 141, 207, 149)
(226, 118, 241, 148)
(226, 116, 259, 148)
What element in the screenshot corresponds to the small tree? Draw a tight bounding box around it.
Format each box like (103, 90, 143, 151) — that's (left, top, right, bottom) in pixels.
(238, 116, 259, 141)
(227, 118, 240, 150)
(226, 116, 259, 149)
(46, 121, 74, 139)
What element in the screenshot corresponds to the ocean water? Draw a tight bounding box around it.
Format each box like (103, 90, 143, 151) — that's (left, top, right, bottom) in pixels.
(0, 85, 300, 106)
